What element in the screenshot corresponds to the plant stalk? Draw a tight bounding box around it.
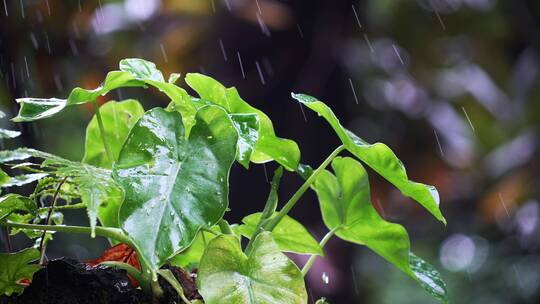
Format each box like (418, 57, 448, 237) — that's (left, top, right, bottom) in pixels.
(301, 227, 339, 276)
(39, 177, 68, 265)
(92, 100, 114, 164)
(100, 261, 150, 292)
(217, 219, 233, 235)
(263, 145, 345, 232)
(0, 222, 130, 245)
(245, 166, 283, 255)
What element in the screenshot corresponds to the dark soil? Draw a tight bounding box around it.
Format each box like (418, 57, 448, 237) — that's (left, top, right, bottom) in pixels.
(0, 258, 201, 304)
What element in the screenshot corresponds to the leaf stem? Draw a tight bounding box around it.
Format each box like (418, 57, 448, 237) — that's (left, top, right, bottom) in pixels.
(245, 166, 283, 255)
(263, 145, 345, 232)
(158, 269, 192, 304)
(217, 219, 233, 235)
(301, 227, 339, 276)
(92, 100, 114, 164)
(201, 227, 218, 236)
(100, 261, 150, 292)
(39, 177, 68, 265)
(0, 222, 130, 244)
(39, 202, 87, 211)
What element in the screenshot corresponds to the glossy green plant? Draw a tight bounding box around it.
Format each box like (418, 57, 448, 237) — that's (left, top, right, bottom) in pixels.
(0, 58, 448, 303)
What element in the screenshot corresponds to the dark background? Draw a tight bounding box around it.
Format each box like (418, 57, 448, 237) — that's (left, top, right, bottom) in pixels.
(1, 0, 540, 303)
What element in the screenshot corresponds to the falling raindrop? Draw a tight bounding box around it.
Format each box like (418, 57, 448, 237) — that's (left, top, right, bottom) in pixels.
(256, 13, 271, 37)
(262, 163, 268, 183)
(392, 44, 405, 65)
(296, 24, 304, 39)
(237, 51, 245, 79)
(351, 4, 362, 30)
(432, 5, 446, 31)
(348, 78, 359, 104)
(255, 0, 262, 14)
(10, 62, 16, 89)
(461, 106, 475, 133)
(218, 39, 228, 62)
(255, 61, 265, 85)
(45, 0, 51, 16)
(363, 33, 374, 53)
(53, 74, 63, 92)
(2, 0, 7, 16)
(23, 56, 30, 79)
(159, 43, 168, 63)
(498, 192, 510, 217)
(29, 33, 38, 49)
(44, 31, 51, 54)
(433, 129, 444, 157)
(19, 0, 24, 19)
(350, 266, 359, 295)
(321, 272, 329, 284)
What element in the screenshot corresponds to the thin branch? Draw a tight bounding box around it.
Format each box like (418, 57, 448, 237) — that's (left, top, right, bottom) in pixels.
(39, 177, 68, 265)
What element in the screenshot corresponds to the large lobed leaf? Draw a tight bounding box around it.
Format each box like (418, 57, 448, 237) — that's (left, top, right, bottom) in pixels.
(186, 73, 300, 171)
(198, 232, 307, 304)
(12, 59, 191, 125)
(11, 58, 278, 170)
(313, 157, 447, 302)
(0, 248, 40, 296)
(292, 93, 445, 224)
(83, 99, 145, 169)
(113, 106, 238, 274)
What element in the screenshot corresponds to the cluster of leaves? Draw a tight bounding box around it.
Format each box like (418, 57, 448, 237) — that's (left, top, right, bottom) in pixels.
(0, 59, 448, 303)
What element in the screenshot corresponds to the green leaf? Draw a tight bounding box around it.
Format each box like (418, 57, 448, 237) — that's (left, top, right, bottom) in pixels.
(0, 129, 21, 139)
(169, 226, 220, 268)
(0, 148, 124, 235)
(0, 248, 40, 296)
(237, 213, 322, 255)
(168, 73, 181, 84)
(229, 113, 260, 168)
(198, 232, 307, 304)
(13, 59, 194, 126)
(409, 253, 448, 303)
(0, 173, 48, 188)
(83, 99, 145, 169)
(119, 58, 165, 82)
(12, 98, 66, 122)
(0, 149, 35, 163)
(185, 73, 300, 170)
(292, 93, 445, 224)
(67, 71, 142, 105)
(0, 194, 36, 221)
(119, 58, 198, 133)
(0, 168, 10, 186)
(312, 157, 447, 302)
(113, 106, 238, 274)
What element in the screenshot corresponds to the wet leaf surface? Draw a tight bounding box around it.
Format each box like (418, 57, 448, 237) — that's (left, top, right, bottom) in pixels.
(198, 232, 307, 304)
(114, 106, 237, 274)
